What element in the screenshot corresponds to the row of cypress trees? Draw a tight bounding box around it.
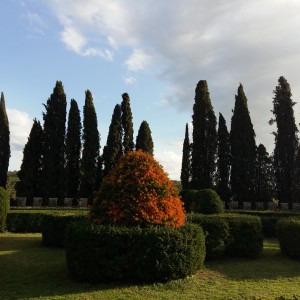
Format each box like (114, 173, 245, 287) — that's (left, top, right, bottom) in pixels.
(181, 77, 298, 208)
(16, 81, 154, 204)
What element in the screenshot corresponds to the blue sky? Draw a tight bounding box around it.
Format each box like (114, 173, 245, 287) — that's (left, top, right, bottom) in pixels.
(1, 0, 300, 179)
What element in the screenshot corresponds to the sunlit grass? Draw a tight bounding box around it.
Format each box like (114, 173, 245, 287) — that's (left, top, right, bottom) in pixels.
(0, 234, 300, 299)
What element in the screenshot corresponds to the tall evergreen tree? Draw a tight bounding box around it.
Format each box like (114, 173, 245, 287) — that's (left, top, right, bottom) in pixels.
(121, 93, 134, 153)
(102, 104, 122, 176)
(41, 81, 67, 201)
(15, 119, 43, 204)
(230, 83, 256, 206)
(65, 99, 81, 199)
(80, 90, 100, 201)
(191, 80, 217, 189)
(180, 123, 191, 190)
(216, 113, 231, 206)
(270, 76, 298, 208)
(255, 143, 275, 207)
(136, 120, 154, 156)
(0, 92, 10, 188)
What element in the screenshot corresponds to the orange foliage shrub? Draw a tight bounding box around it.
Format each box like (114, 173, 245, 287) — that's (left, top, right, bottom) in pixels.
(90, 150, 185, 228)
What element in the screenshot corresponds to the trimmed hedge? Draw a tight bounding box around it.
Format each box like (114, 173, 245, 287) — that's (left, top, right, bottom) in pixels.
(191, 189, 224, 214)
(41, 214, 88, 247)
(65, 223, 205, 283)
(0, 188, 9, 232)
(180, 189, 198, 212)
(277, 218, 300, 259)
(187, 214, 229, 259)
(223, 214, 263, 258)
(6, 210, 88, 233)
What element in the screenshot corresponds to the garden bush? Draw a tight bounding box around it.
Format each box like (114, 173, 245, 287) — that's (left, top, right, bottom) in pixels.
(65, 223, 205, 283)
(277, 218, 300, 259)
(41, 214, 88, 247)
(223, 214, 263, 258)
(180, 189, 198, 212)
(90, 150, 185, 227)
(191, 189, 224, 214)
(187, 213, 229, 259)
(0, 187, 9, 232)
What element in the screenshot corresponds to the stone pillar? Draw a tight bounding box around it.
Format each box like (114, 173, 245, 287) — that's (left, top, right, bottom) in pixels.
(16, 197, 26, 207)
(79, 198, 88, 208)
(64, 198, 73, 207)
(33, 197, 42, 207)
(49, 198, 58, 207)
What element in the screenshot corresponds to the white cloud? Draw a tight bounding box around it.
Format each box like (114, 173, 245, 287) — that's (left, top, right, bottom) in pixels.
(7, 109, 33, 171)
(123, 76, 136, 85)
(155, 151, 182, 180)
(124, 49, 151, 72)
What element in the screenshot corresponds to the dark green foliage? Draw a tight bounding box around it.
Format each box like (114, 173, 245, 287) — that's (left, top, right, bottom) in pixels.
(255, 144, 275, 207)
(6, 211, 45, 233)
(41, 214, 87, 247)
(0, 92, 10, 188)
(180, 189, 198, 212)
(180, 123, 191, 190)
(65, 99, 81, 199)
(135, 120, 154, 155)
(80, 90, 100, 201)
(121, 93, 134, 153)
(102, 104, 123, 176)
(277, 218, 300, 259)
(216, 113, 231, 207)
(223, 214, 263, 258)
(15, 119, 43, 204)
(230, 84, 256, 207)
(188, 214, 229, 260)
(191, 80, 217, 189)
(191, 189, 224, 214)
(65, 223, 205, 283)
(41, 81, 67, 202)
(0, 187, 9, 232)
(271, 77, 298, 208)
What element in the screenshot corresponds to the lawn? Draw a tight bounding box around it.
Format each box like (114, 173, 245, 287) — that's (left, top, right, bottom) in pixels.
(1, 233, 300, 299)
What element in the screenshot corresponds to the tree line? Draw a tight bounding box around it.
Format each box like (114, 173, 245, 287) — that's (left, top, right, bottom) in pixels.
(1, 81, 154, 205)
(181, 76, 299, 209)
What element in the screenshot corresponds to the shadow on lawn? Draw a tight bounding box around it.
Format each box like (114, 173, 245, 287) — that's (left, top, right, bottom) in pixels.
(205, 239, 300, 281)
(0, 235, 146, 299)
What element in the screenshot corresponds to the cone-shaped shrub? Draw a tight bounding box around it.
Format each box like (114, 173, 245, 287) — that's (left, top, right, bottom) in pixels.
(90, 150, 185, 227)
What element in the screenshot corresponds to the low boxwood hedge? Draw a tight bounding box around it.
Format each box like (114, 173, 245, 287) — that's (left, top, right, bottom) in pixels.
(223, 214, 263, 258)
(6, 210, 88, 233)
(41, 214, 88, 247)
(187, 214, 229, 259)
(65, 223, 206, 283)
(277, 218, 300, 259)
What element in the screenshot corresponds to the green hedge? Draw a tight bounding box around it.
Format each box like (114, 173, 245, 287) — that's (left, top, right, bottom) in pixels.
(180, 189, 198, 212)
(192, 189, 224, 214)
(277, 218, 300, 259)
(65, 223, 206, 283)
(0, 188, 9, 232)
(6, 210, 88, 233)
(223, 214, 263, 258)
(41, 214, 88, 247)
(187, 214, 229, 259)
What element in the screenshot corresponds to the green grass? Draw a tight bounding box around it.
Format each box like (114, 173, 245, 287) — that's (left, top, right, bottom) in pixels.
(1, 234, 300, 299)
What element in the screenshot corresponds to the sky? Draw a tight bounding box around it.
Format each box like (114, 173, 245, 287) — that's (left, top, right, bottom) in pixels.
(1, 0, 300, 180)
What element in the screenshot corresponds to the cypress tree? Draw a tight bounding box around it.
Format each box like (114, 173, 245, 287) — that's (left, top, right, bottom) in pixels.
(255, 143, 275, 207)
(41, 81, 67, 202)
(121, 93, 134, 153)
(270, 76, 298, 208)
(180, 123, 191, 190)
(15, 119, 43, 204)
(191, 80, 217, 189)
(0, 92, 10, 188)
(216, 113, 231, 206)
(230, 83, 256, 206)
(80, 90, 100, 201)
(65, 99, 81, 199)
(136, 120, 154, 156)
(102, 104, 122, 176)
